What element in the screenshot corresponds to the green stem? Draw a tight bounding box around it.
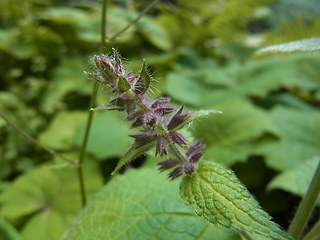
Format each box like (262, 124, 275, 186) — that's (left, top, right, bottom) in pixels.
(108, 0, 160, 42)
(0, 112, 77, 165)
(77, 0, 108, 208)
(303, 219, 320, 240)
(101, 0, 108, 50)
(288, 158, 320, 239)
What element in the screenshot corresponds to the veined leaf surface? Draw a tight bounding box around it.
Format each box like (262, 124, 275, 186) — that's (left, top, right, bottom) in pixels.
(180, 160, 292, 240)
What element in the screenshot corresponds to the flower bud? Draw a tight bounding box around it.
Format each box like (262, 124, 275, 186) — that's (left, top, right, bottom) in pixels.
(94, 55, 117, 85)
(167, 105, 191, 130)
(151, 97, 171, 108)
(154, 106, 176, 116)
(134, 60, 151, 95)
(129, 132, 157, 148)
(156, 137, 169, 156)
(157, 159, 179, 172)
(169, 131, 187, 145)
(168, 166, 184, 180)
(117, 75, 131, 93)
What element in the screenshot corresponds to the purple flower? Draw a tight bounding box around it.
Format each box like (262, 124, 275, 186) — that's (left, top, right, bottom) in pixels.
(154, 106, 176, 116)
(151, 97, 171, 108)
(129, 132, 157, 147)
(169, 131, 187, 146)
(168, 166, 184, 180)
(157, 159, 179, 172)
(167, 105, 191, 130)
(156, 137, 169, 156)
(186, 140, 205, 163)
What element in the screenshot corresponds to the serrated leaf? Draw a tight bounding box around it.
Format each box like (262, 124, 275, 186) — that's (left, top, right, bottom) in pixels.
(192, 99, 274, 165)
(0, 158, 103, 240)
(259, 107, 320, 170)
(112, 140, 156, 175)
(180, 160, 292, 240)
(268, 157, 320, 204)
(0, 218, 22, 240)
(62, 168, 241, 240)
(255, 38, 320, 57)
(73, 112, 131, 160)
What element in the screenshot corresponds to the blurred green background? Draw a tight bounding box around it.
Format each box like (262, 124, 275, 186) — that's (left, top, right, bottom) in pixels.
(1, 0, 320, 239)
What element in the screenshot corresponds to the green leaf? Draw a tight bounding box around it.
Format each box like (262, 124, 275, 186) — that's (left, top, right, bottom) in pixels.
(192, 99, 274, 165)
(0, 218, 22, 240)
(39, 111, 87, 150)
(165, 72, 211, 107)
(180, 160, 292, 240)
(137, 17, 172, 51)
(0, 158, 103, 240)
(41, 58, 91, 114)
(255, 38, 320, 56)
(268, 157, 320, 203)
(62, 168, 241, 240)
(259, 107, 320, 170)
(73, 112, 132, 160)
(112, 140, 156, 175)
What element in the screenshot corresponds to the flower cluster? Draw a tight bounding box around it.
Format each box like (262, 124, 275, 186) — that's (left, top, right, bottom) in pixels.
(89, 49, 205, 180)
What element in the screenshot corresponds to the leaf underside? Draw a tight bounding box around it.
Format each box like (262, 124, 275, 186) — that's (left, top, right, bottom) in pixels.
(180, 160, 292, 240)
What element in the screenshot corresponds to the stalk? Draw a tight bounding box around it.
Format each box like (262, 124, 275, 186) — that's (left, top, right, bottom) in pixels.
(77, 0, 108, 208)
(288, 158, 320, 239)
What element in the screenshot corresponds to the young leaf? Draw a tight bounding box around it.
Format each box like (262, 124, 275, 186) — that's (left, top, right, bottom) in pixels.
(255, 38, 320, 57)
(62, 168, 242, 240)
(180, 160, 292, 240)
(112, 140, 156, 175)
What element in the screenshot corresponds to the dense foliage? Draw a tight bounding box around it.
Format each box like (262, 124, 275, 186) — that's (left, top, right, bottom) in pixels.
(1, 0, 320, 239)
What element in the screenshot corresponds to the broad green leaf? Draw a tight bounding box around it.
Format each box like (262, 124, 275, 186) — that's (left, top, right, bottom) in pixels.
(73, 112, 131, 160)
(268, 157, 320, 203)
(192, 99, 274, 166)
(62, 168, 241, 240)
(39, 111, 87, 150)
(165, 72, 211, 107)
(137, 17, 172, 51)
(259, 107, 320, 170)
(255, 38, 320, 56)
(0, 218, 22, 240)
(0, 158, 103, 240)
(204, 53, 320, 104)
(180, 160, 292, 240)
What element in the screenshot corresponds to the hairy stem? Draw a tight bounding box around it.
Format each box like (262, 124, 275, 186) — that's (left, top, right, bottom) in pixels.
(167, 137, 186, 162)
(288, 158, 320, 239)
(0, 112, 77, 165)
(77, 0, 108, 208)
(108, 0, 160, 42)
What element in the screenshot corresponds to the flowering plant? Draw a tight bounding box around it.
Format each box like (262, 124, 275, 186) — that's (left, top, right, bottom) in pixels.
(88, 49, 292, 240)
(90, 49, 206, 180)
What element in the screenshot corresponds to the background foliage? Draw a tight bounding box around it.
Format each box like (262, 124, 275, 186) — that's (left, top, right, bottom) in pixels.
(1, 0, 320, 239)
